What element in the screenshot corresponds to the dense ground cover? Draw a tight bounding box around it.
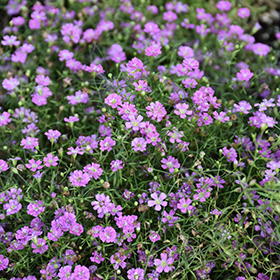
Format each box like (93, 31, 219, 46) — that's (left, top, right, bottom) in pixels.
(1, 0, 280, 279)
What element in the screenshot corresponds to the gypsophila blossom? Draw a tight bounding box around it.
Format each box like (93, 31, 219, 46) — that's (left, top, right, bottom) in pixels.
(0, 160, 8, 173)
(110, 160, 123, 172)
(100, 136, 116, 152)
(27, 200, 45, 217)
(43, 153, 59, 167)
(2, 77, 20, 91)
(20, 137, 39, 150)
(148, 192, 168, 211)
(99, 226, 117, 243)
(146, 101, 167, 122)
(0, 254, 9, 271)
(131, 137, 147, 152)
(161, 156, 180, 173)
(25, 159, 43, 172)
(127, 268, 145, 280)
(236, 69, 254, 82)
(69, 170, 90, 187)
(234, 101, 252, 114)
(154, 253, 174, 273)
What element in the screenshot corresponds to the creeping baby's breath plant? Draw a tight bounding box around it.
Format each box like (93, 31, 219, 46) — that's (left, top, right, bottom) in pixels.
(1, 0, 280, 279)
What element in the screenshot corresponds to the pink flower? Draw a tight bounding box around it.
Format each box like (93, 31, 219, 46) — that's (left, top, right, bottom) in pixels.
(0, 254, 9, 271)
(237, 7, 250, 18)
(182, 58, 199, 71)
(2, 77, 20, 91)
(236, 69, 253, 82)
(252, 43, 270, 57)
(178, 46, 194, 58)
(105, 93, 122, 108)
(1, 35, 20, 46)
(0, 160, 8, 173)
(100, 136, 116, 152)
(99, 226, 116, 243)
(91, 193, 113, 218)
(161, 156, 180, 173)
(69, 170, 90, 187)
(133, 80, 148, 91)
(174, 103, 192, 119)
(110, 160, 123, 172)
(27, 200, 45, 217)
(70, 223, 84, 236)
(145, 41, 162, 57)
(84, 163, 103, 179)
(31, 238, 48, 254)
(154, 253, 174, 273)
(216, 1, 232, 12)
(167, 128, 184, 144)
(213, 111, 229, 123)
(0, 112, 11, 127)
(177, 197, 193, 213)
(125, 115, 145, 131)
(149, 231, 160, 243)
(234, 101, 252, 114)
(26, 159, 43, 172)
(163, 11, 177, 22)
(148, 192, 168, 211)
(143, 22, 160, 35)
(146, 101, 167, 122)
(131, 137, 147, 152)
(72, 265, 90, 280)
(43, 153, 59, 167)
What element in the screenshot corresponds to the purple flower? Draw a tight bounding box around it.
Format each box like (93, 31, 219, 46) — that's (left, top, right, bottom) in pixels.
(43, 153, 59, 167)
(161, 156, 180, 173)
(148, 192, 168, 211)
(104, 93, 122, 108)
(236, 69, 253, 82)
(110, 160, 123, 172)
(72, 265, 90, 280)
(99, 226, 116, 243)
(222, 147, 237, 162)
(0, 254, 9, 271)
(149, 231, 160, 243)
(4, 199, 22, 215)
(26, 159, 43, 172)
(154, 253, 174, 273)
(125, 115, 145, 131)
(131, 137, 147, 152)
(70, 223, 84, 236)
(45, 129, 61, 143)
(127, 268, 145, 280)
(0, 160, 8, 173)
(31, 237, 48, 254)
(69, 170, 90, 187)
(58, 265, 72, 279)
(20, 137, 39, 150)
(2, 77, 20, 91)
(100, 136, 116, 152)
(27, 200, 45, 217)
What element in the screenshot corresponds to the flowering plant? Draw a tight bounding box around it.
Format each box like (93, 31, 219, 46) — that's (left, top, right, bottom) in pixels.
(0, 0, 280, 279)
